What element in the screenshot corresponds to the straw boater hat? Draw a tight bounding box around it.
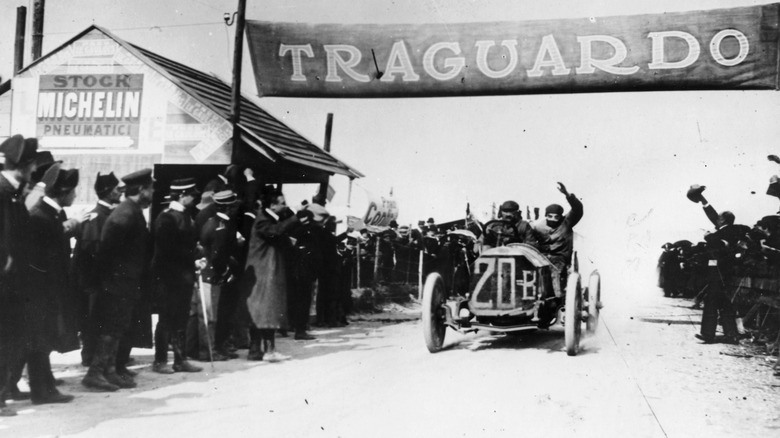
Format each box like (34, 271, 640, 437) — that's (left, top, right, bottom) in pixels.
(213, 190, 237, 205)
(169, 178, 199, 195)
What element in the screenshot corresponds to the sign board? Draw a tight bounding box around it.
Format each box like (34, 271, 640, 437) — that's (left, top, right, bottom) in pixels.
(12, 29, 232, 164)
(36, 74, 143, 148)
(246, 3, 780, 97)
(363, 195, 399, 227)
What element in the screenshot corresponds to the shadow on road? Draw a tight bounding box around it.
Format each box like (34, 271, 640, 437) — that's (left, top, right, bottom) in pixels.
(2, 321, 398, 438)
(442, 326, 600, 356)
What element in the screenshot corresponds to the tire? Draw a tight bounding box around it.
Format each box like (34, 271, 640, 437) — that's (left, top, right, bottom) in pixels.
(586, 271, 601, 333)
(422, 272, 447, 353)
(564, 272, 582, 356)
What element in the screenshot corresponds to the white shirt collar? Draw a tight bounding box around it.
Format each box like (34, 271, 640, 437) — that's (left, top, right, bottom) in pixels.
(1, 171, 20, 189)
(43, 196, 62, 212)
(169, 201, 185, 212)
(265, 208, 279, 221)
(98, 200, 116, 210)
(216, 212, 230, 221)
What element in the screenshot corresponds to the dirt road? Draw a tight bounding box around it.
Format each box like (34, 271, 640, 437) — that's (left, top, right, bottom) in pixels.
(2, 275, 779, 438)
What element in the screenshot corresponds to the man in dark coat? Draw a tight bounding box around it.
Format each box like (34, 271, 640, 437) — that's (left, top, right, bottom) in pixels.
(483, 201, 539, 249)
(26, 163, 81, 403)
(687, 185, 743, 344)
(151, 178, 203, 374)
(74, 172, 121, 390)
(289, 202, 327, 340)
(87, 169, 155, 391)
(241, 186, 310, 361)
(196, 190, 242, 360)
(0, 135, 41, 415)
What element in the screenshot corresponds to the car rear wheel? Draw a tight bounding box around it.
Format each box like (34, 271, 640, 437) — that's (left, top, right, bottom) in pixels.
(586, 271, 601, 333)
(422, 272, 447, 353)
(564, 272, 582, 356)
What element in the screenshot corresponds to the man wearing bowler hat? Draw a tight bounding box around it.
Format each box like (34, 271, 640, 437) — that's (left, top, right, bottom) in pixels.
(24, 151, 60, 212)
(74, 172, 121, 372)
(86, 168, 155, 391)
(686, 184, 744, 344)
(151, 178, 203, 374)
(0, 135, 41, 415)
(26, 163, 81, 404)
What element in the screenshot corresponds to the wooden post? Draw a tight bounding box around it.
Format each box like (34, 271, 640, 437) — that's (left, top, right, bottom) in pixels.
(14, 7, 26, 74)
(230, 0, 247, 162)
(318, 113, 334, 201)
(418, 249, 424, 300)
(31, 0, 44, 61)
(356, 240, 361, 290)
(373, 234, 381, 284)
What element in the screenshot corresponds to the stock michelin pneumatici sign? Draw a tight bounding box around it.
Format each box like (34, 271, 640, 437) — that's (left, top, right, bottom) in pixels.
(36, 74, 144, 148)
(11, 28, 232, 161)
(246, 3, 780, 97)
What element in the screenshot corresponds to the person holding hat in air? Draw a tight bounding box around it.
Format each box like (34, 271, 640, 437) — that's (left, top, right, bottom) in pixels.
(0, 135, 41, 414)
(74, 172, 122, 372)
(87, 168, 154, 391)
(151, 178, 203, 374)
(533, 182, 583, 271)
(26, 162, 80, 404)
(241, 185, 311, 361)
(686, 184, 745, 345)
(483, 200, 539, 249)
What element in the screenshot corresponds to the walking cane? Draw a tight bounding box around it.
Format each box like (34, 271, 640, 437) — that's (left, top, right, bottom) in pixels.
(197, 272, 215, 372)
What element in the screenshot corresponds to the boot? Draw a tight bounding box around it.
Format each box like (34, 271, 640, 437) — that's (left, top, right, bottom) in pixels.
(103, 337, 136, 389)
(116, 340, 137, 378)
(247, 340, 264, 361)
(81, 337, 119, 392)
(0, 405, 16, 417)
(172, 331, 202, 373)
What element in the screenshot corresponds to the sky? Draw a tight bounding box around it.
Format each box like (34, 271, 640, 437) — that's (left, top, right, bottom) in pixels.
(2, 0, 780, 282)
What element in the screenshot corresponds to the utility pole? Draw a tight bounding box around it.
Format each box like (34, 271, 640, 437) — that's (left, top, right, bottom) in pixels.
(15, 7, 27, 73)
(31, 0, 45, 61)
(318, 113, 334, 202)
(230, 0, 247, 162)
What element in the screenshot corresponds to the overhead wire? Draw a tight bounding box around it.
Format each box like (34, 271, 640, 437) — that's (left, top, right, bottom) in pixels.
(41, 21, 224, 36)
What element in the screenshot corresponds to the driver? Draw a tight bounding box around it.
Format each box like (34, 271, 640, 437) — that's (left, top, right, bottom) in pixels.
(482, 200, 539, 249)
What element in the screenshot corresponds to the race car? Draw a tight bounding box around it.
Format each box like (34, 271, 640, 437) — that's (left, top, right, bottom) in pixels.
(422, 242, 601, 356)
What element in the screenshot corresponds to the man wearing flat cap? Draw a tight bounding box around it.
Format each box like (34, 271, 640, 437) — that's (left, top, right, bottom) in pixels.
(93, 168, 155, 390)
(151, 178, 203, 374)
(26, 162, 79, 404)
(0, 135, 40, 415)
(686, 185, 745, 345)
(483, 200, 539, 249)
(76, 172, 123, 391)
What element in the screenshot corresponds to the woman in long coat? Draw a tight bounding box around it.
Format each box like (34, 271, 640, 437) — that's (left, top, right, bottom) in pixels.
(241, 186, 309, 362)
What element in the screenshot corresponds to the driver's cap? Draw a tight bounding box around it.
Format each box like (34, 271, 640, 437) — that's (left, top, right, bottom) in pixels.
(499, 200, 520, 212)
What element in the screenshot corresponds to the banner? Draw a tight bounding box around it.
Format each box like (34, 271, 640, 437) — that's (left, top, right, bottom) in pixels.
(36, 74, 143, 147)
(363, 195, 399, 227)
(246, 4, 780, 98)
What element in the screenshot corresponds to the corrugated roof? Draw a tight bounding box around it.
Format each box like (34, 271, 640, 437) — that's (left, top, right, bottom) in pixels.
(17, 25, 363, 180)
